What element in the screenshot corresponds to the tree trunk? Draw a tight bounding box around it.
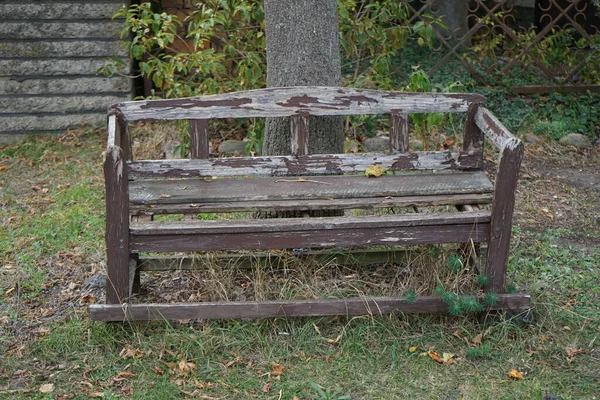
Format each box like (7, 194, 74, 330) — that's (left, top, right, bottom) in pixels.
(262, 0, 344, 157)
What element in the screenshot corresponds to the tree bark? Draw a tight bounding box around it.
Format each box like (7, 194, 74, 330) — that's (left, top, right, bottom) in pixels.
(262, 0, 344, 157)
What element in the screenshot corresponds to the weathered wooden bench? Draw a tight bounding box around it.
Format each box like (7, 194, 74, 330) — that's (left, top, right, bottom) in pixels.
(90, 86, 530, 321)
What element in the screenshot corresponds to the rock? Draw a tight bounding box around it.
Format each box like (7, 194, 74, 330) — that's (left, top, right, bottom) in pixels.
(218, 139, 246, 155)
(559, 133, 592, 149)
(524, 133, 544, 144)
(363, 136, 389, 152)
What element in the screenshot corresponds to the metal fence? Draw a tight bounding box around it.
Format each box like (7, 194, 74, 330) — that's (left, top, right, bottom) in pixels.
(407, 0, 600, 89)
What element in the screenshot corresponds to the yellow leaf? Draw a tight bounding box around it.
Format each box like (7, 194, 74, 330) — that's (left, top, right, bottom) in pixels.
(39, 383, 54, 393)
(5, 287, 15, 296)
(507, 369, 523, 379)
(442, 353, 455, 363)
(365, 165, 386, 178)
(408, 346, 418, 353)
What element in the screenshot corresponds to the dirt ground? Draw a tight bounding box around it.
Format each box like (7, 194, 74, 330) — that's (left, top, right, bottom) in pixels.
(515, 142, 600, 255)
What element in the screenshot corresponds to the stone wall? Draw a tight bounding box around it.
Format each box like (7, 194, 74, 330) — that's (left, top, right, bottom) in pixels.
(0, 1, 131, 139)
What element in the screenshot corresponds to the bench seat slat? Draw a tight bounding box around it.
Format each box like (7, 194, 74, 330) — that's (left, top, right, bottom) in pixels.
(130, 193, 493, 215)
(131, 212, 490, 252)
(129, 171, 493, 205)
(128, 151, 482, 179)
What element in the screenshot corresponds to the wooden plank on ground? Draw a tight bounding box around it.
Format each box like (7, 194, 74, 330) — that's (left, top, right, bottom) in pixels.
(89, 294, 531, 321)
(129, 172, 493, 205)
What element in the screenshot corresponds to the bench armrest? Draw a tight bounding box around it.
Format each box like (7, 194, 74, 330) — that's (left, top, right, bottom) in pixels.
(474, 106, 524, 292)
(107, 109, 132, 160)
(474, 106, 522, 152)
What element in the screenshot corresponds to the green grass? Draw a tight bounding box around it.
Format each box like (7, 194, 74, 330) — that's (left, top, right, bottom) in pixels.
(1, 127, 599, 399)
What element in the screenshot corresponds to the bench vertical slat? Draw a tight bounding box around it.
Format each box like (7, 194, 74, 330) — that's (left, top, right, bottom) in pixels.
(390, 111, 409, 152)
(463, 102, 484, 157)
(190, 119, 210, 159)
(487, 139, 524, 292)
(290, 115, 309, 156)
(104, 145, 131, 304)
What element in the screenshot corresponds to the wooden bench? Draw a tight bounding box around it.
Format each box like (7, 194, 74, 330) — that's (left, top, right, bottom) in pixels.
(90, 86, 530, 321)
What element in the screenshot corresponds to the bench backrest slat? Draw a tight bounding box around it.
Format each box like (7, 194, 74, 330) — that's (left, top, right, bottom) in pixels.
(128, 151, 482, 179)
(112, 86, 486, 121)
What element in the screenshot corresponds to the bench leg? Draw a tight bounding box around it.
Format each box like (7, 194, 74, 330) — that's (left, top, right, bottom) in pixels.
(104, 146, 130, 304)
(486, 140, 524, 293)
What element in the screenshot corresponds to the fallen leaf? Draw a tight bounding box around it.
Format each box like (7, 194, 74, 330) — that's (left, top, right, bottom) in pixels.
(0, 165, 8, 172)
(442, 353, 455, 363)
(113, 371, 135, 382)
(365, 165, 386, 178)
(473, 333, 483, 346)
(193, 380, 214, 389)
(262, 381, 273, 393)
(270, 363, 284, 376)
(565, 346, 586, 363)
(39, 383, 54, 393)
(5, 287, 15, 295)
(176, 358, 196, 376)
(159, 194, 172, 198)
(88, 392, 105, 398)
(507, 369, 523, 379)
(428, 350, 455, 365)
(120, 345, 143, 359)
(563, 326, 572, 331)
(428, 350, 442, 362)
(409, 346, 418, 353)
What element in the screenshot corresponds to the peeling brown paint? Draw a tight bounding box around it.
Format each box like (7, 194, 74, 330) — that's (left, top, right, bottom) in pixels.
(390, 154, 418, 171)
(334, 95, 378, 105)
(140, 97, 253, 110)
(446, 93, 486, 103)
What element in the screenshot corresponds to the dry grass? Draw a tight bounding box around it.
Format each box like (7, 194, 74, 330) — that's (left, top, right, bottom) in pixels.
(131, 244, 482, 305)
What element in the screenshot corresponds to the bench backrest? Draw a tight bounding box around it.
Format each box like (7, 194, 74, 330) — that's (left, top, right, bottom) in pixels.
(107, 86, 487, 176)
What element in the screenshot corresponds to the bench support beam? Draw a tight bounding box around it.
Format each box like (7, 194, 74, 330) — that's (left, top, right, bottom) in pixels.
(89, 294, 531, 321)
